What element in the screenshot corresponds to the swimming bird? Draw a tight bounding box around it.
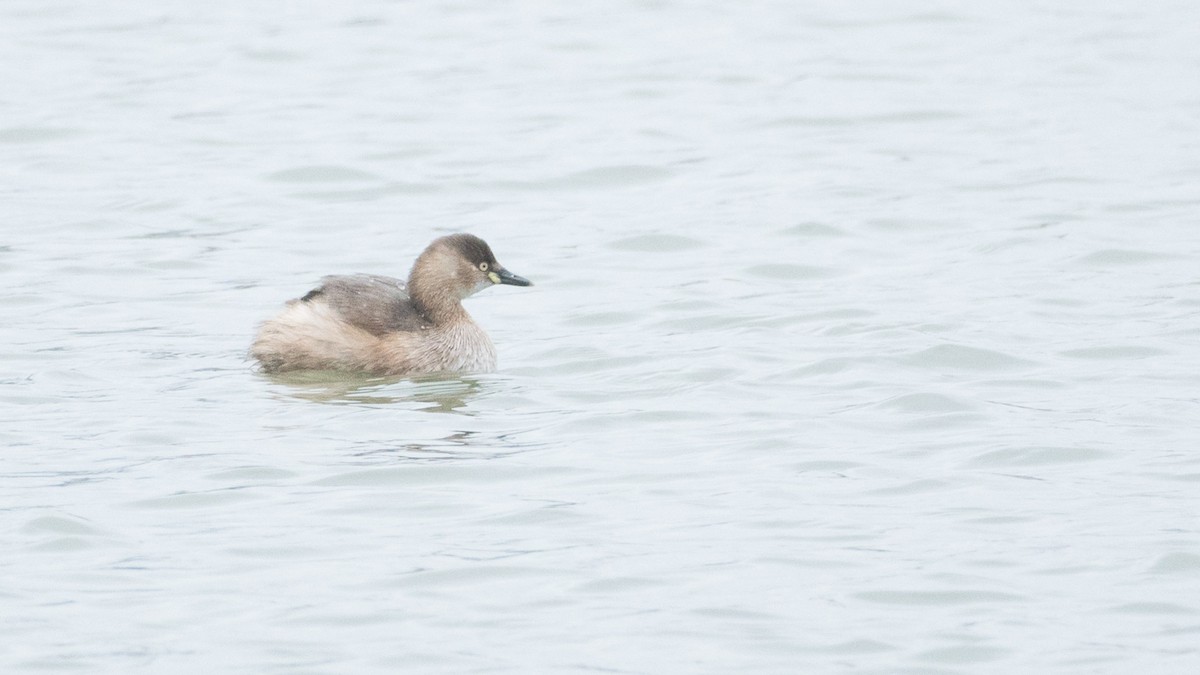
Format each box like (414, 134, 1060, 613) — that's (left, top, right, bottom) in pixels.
(251, 233, 531, 376)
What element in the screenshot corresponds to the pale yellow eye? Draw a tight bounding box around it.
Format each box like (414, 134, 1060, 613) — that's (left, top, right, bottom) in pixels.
(479, 262, 489, 271)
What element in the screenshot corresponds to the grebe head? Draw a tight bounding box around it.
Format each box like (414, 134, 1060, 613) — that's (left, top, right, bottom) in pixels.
(409, 234, 531, 312)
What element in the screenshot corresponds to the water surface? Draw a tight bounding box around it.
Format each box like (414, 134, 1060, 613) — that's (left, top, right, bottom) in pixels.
(3, 1, 1200, 673)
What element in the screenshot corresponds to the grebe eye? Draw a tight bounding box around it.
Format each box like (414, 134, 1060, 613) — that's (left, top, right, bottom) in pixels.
(479, 262, 489, 271)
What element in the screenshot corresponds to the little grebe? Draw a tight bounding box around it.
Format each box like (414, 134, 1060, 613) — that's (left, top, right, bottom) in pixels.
(251, 233, 531, 376)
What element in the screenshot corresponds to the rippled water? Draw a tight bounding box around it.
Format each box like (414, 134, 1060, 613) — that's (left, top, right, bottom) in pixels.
(4, 1, 1200, 672)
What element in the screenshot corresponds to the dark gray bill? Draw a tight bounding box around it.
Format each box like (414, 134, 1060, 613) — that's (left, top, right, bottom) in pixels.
(496, 268, 532, 287)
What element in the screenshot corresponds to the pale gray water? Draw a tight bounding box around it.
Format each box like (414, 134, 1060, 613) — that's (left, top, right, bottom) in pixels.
(3, 1, 1200, 673)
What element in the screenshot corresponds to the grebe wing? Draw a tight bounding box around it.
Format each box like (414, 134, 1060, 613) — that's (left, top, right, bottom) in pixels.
(299, 274, 429, 335)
